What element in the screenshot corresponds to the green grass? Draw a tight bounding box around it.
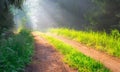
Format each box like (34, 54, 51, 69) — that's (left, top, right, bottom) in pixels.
(50, 28, 120, 57)
(41, 34, 110, 72)
(0, 29, 34, 72)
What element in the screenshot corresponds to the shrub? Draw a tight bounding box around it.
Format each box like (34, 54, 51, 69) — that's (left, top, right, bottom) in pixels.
(0, 29, 34, 72)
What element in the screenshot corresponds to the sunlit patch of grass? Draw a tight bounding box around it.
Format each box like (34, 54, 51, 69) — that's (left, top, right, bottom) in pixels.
(0, 29, 34, 72)
(41, 34, 110, 72)
(50, 28, 120, 57)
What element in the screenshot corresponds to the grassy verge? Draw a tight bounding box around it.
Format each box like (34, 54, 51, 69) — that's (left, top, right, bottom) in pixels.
(41, 34, 110, 72)
(0, 29, 34, 72)
(50, 28, 120, 57)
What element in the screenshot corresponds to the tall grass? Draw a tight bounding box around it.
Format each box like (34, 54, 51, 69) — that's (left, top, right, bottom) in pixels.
(42, 34, 110, 72)
(50, 28, 120, 57)
(0, 29, 34, 72)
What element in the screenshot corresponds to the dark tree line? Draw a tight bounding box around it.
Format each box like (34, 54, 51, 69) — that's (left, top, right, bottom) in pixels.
(56, 0, 120, 32)
(87, 0, 120, 32)
(53, 0, 120, 32)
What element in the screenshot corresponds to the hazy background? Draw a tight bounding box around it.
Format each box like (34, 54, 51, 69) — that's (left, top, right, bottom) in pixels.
(13, 0, 94, 31)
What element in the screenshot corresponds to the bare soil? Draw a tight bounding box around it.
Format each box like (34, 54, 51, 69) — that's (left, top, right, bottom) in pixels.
(25, 33, 77, 72)
(50, 34, 120, 72)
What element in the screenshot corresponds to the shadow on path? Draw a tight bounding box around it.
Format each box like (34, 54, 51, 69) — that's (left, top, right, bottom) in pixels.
(25, 33, 76, 72)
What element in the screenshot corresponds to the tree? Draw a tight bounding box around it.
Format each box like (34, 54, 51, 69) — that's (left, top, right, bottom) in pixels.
(87, 0, 120, 32)
(0, 0, 25, 33)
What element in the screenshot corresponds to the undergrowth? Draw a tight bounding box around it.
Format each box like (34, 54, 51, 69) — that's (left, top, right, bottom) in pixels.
(0, 29, 34, 72)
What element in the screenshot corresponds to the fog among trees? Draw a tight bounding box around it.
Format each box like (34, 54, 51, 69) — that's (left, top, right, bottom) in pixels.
(0, 0, 120, 33)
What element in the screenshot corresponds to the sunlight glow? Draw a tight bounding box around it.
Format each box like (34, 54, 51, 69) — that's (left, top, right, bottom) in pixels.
(24, 0, 57, 31)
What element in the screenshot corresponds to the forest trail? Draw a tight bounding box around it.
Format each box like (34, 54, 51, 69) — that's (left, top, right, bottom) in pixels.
(25, 33, 77, 72)
(48, 34, 120, 72)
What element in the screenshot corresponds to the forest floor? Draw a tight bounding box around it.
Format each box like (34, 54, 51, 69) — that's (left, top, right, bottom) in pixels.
(25, 32, 120, 72)
(25, 33, 77, 72)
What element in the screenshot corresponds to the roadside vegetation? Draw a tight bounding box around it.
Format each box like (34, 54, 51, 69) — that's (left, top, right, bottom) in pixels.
(0, 29, 34, 72)
(41, 33, 110, 72)
(50, 28, 120, 57)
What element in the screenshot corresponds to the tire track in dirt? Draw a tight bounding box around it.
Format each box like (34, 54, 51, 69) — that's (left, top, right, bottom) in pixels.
(49, 34, 120, 72)
(25, 33, 77, 72)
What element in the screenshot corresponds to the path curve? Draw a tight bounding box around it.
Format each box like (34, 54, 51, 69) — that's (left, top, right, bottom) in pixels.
(25, 33, 77, 72)
(49, 34, 120, 72)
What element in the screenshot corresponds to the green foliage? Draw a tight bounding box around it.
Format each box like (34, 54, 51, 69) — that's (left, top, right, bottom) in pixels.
(9, 0, 25, 9)
(42, 34, 110, 72)
(87, 0, 120, 32)
(50, 28, 120, 57)
(0, 29, 34, 72)
(0, 0, 24, 10)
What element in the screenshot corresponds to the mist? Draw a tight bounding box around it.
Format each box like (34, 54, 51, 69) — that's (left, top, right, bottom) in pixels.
(14, 0, 94, 31)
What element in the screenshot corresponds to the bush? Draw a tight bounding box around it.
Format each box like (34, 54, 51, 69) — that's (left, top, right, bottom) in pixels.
(0, 29, 34, 72)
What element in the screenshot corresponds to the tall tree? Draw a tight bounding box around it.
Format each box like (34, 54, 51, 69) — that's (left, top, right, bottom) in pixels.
(0, 0, 24, 33)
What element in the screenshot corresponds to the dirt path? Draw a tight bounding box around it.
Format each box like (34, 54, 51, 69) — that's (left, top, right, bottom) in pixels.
(49, 34, 120, 72)
(25, 33, 77, 72)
